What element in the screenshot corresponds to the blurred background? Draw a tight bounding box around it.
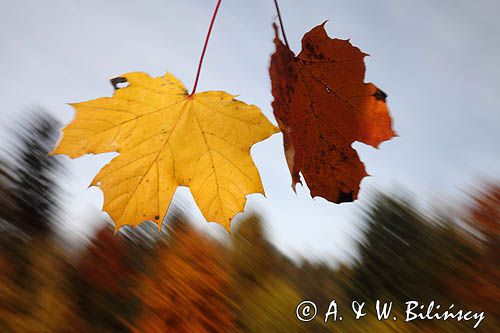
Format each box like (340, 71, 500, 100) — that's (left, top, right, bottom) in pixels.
(1, 0, 499, 332)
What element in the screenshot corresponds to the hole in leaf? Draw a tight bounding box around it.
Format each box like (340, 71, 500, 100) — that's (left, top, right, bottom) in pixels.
(110, 77, 129, 90)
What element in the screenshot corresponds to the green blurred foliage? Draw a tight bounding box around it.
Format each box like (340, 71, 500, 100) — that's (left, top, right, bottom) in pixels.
(0, 112, 498, 332)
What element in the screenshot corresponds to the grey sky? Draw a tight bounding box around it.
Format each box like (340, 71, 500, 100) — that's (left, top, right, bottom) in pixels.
(1, 0, 499, 264)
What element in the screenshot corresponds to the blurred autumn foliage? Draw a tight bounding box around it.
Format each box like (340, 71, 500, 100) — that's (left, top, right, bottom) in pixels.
(0, 112, 499, 332)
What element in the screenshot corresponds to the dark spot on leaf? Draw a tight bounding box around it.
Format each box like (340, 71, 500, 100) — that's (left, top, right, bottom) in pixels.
(154, 215, 160, 220)
(305, 42, 315, 54)
(373, 89, 387, 102)
(337, 191, 354, 203)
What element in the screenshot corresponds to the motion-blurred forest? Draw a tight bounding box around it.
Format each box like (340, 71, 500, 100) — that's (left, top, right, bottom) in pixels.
(0, 112, 498, 332)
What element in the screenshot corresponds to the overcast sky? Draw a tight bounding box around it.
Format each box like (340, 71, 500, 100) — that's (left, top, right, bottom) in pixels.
(1, 0, 499, 264)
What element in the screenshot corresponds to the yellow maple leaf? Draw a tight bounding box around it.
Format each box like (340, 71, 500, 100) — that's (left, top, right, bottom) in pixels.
(53, 72, 279, 231)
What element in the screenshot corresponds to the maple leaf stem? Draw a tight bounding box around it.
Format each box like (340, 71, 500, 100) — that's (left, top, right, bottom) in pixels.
(190, 0, 222, 96)
(273, 0, 290, 50)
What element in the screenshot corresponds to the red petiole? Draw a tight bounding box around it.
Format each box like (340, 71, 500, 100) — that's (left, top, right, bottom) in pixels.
(190, 0, 290, 96)
(190, 0, 222, 96)
(273, 0, 290, 50)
